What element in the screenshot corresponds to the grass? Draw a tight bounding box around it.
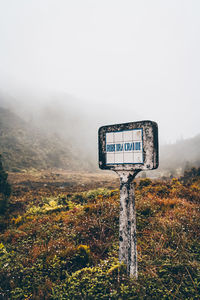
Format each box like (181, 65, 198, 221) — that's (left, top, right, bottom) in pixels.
(0, 171, 200, 299)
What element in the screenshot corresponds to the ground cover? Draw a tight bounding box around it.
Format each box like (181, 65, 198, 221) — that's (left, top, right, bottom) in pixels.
(0, 170, 200, 299)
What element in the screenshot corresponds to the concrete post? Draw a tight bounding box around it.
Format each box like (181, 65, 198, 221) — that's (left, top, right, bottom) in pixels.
(117, 171, 139, 278)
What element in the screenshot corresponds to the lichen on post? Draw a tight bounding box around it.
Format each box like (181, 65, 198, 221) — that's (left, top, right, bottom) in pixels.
(98, 120, 159, 278)
(117, 170, 140, 278)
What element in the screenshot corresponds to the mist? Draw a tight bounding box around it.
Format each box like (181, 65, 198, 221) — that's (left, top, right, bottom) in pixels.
(0, 89, 140, 165)
(0, 1, 200, 174)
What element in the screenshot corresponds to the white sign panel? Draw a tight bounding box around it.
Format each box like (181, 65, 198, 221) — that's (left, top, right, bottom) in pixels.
(106, 129, 143, 165)
(98, 120, 159, 171)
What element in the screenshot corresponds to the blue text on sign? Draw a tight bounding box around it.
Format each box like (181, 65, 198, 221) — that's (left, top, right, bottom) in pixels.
(106, 142, 141, 152)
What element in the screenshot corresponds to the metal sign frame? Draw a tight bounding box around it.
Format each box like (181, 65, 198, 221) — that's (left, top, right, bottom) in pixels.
(98, 120, 159, 278)
(98, 120, 158, 171)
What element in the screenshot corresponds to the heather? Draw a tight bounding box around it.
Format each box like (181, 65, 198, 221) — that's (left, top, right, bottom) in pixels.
(0, 169, 200, 299)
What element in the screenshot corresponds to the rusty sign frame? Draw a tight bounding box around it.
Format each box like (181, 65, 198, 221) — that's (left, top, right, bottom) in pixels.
(98, 120, 159, 171)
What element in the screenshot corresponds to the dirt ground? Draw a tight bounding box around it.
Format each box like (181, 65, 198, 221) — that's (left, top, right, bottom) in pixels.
(8, 169, 120, 194)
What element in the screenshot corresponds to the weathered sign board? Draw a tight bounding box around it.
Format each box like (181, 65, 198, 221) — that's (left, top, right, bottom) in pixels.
(98, 120, 159, 278)
(99, 120, 158, 171)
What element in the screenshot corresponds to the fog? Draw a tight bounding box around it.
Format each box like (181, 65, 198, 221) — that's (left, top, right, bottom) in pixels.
(0, 1, 200, 153)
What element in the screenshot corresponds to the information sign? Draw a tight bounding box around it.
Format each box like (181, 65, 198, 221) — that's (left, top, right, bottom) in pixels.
(98, 120, 159, 278)
(98, 120, 158, 171)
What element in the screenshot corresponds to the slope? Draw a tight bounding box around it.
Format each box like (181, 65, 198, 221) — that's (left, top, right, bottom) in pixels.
(0, 107, 84, 171)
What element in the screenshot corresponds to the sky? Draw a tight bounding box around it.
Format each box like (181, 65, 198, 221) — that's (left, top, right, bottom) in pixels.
(0, 0, 200, 144)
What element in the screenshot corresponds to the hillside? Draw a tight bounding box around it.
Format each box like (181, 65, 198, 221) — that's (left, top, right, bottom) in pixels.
(159, 135, 200, 175)
(0, 107, 90, 171)
(0, 94, 200, 175)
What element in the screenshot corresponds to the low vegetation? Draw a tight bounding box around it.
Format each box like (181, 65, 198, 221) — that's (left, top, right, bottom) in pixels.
(0, 155, 11, 214)
(0, 169, 200, 299)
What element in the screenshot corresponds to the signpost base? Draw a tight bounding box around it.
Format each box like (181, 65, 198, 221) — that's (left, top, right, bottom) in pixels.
(117, 170, 140, 278)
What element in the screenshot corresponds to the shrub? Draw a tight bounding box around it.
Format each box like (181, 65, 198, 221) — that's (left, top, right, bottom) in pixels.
(0, 155, 11, 214)
(180, 167, 200, 185)
(138, 178, 152, 189)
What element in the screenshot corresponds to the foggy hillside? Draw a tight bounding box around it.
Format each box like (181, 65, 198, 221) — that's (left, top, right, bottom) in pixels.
(0, 106, 95, 171)
(0, 88, 141, 168)
(159, 135, 200, 175)
(0, 90, 101, 171)
(0, 90, 199, 175)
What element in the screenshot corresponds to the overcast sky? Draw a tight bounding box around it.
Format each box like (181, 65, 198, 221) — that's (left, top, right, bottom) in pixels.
(0, 0, 199, 143)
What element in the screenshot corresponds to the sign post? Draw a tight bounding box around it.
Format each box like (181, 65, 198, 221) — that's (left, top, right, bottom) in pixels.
(98, 120, 159, 278)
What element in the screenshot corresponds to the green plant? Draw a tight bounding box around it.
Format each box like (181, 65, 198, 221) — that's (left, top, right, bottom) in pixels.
(0, 155, 11, 214)
(138, 178, 152, 189)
